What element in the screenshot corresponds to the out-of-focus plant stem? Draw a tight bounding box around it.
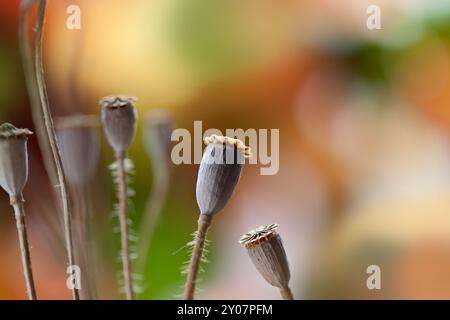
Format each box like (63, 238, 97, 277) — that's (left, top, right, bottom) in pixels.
(34, 0, 79, 300)
(137, 164, 170, 274)
(73, 186, 98, 300)
(19, 0, 58, 193)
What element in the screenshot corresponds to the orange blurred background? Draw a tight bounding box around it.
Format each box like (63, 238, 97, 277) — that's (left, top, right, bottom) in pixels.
(0, 0, 450, 299)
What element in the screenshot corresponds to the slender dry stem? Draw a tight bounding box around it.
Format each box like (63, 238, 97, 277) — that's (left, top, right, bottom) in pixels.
(79, 186, 98, 299)
(280, 287, 294, 300)
(73, 186, 97, 300)
(183, 214, 212, 300)
(117, 155, 134, 300)
(19, 0, 58, 190)
(11, 195, 37, 300)
(35, 0, 79, 300)
(137, 165, 170, 273)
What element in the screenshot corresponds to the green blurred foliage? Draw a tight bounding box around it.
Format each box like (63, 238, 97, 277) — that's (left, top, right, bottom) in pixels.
(0, 40, 21, 117)
(167, 0, 251, 81)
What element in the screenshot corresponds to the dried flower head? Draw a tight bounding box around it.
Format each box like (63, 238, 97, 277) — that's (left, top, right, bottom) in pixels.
(56, 114, 100, 187)
(0, 123, 32, 139)
(239, 223, 279, 244)
(240, 224, 292, 298)
(0, 123, 33, 199)
(100, 95, 137, 157)
(196, 135, 250, 216)
(204, 135, 251, 158)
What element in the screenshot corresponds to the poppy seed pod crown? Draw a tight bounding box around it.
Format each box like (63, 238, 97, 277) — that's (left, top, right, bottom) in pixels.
(240, 224, 291, 290)
(196, 135, 250, 216)
(0, 123, 33, 199)
(100, 96, 137, 158)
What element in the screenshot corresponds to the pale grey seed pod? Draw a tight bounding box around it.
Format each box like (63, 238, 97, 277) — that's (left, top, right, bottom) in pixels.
(100, 96, 137, 157)
(143, 110, 175, 167)
(196, 135, 251, 216)
(56, 114, 101, 187)
(0, 123, 33, 198)
(240, 224, 291, 290)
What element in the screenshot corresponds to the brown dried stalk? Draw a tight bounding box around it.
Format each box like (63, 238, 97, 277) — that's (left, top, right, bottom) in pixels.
(117, 155, 134, 300)
(19, 0, 58, 191)
(183, 214, 212, 300)
(11, 195, 37, 300)
(35, 0, 79, 300)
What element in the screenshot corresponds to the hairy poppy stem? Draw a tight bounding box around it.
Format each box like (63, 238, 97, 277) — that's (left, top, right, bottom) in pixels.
(183, 214, 212, 300)
(11, 195, 37, 300)
(117, 155, 134, 300)
(35, 0, 79, 300)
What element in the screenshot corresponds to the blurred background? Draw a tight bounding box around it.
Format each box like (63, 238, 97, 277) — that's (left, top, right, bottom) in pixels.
(1, 0, 450, 299)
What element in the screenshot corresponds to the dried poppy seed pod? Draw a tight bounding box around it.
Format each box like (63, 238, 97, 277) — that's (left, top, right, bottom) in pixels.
(143, 110, 175, 167)
(56, 114, 100, 187)
(196, 135, 251, 216)
(0, 123, 36, 299)
(0, 123, 33, 200)
(100, 96, 137, 158)
(240, 224, 294, 300)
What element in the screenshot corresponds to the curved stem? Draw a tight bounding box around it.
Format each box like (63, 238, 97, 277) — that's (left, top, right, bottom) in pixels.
(117, 156, 134, 300)
(183, 214, 212, 300)
(35, 0, 79, 300)
(19, 0, 58, 190)
(280, 286, 294, 300)
(11, 195, 37, 300)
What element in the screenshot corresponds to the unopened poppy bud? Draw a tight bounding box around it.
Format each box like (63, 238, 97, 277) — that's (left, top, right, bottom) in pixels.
(196, 135, 250, 216)
(0, 123, 33, 200)
(240, 224, 293, 299)
(56, 114, 101, 187)
(100, 96, 137, 158)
